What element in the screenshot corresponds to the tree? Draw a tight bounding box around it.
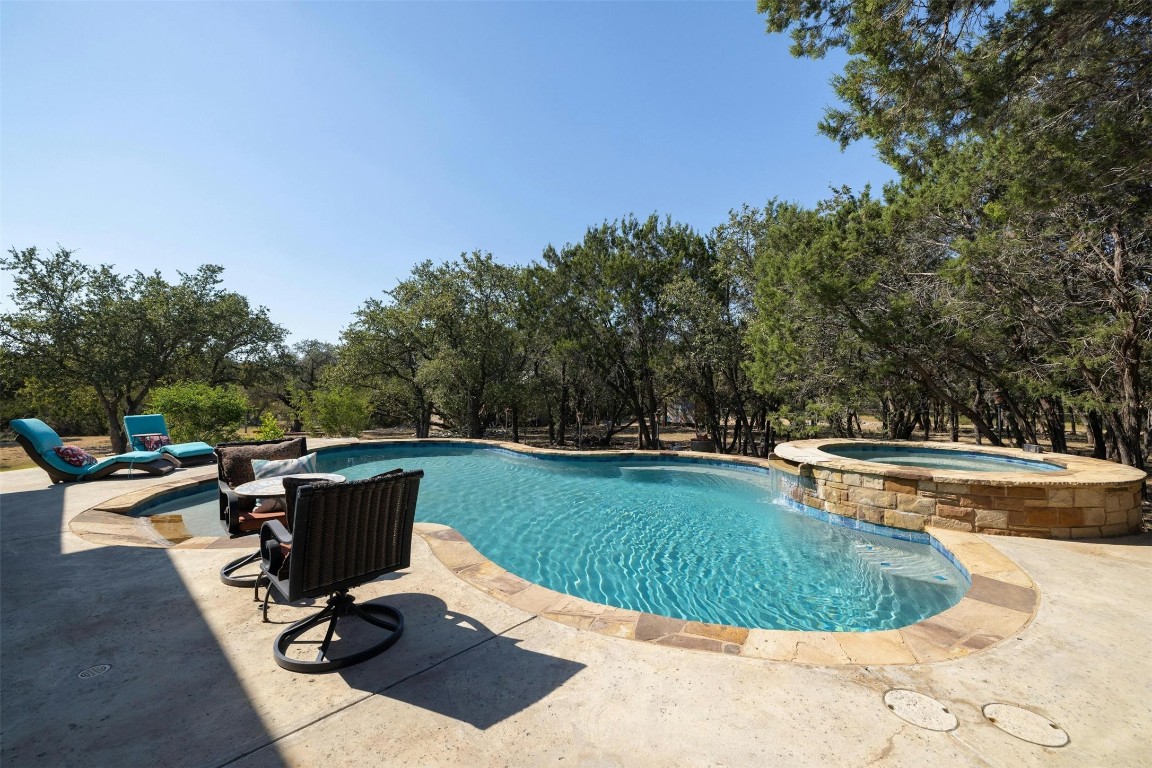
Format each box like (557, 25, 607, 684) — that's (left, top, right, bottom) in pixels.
(343, 297, 437, 437)
(0, 247, 286, 452)
(759, 0, 1152, 465)
(343, 252, 524, 439)
(249, 340, 340, 432)
(544, 214, 709, 448)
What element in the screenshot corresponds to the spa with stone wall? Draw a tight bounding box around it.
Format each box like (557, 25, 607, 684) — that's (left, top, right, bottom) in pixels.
(771, 440, 1144, 539)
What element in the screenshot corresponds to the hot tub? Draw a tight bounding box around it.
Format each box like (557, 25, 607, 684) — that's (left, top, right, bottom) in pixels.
(771, 439, 1144, 539)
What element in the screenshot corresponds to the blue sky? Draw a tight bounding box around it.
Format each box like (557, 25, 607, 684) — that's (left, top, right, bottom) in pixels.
(1, 1, 895, 344)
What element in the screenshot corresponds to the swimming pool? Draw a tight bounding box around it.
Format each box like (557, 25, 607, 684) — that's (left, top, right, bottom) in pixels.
(140, 443, 969, 631)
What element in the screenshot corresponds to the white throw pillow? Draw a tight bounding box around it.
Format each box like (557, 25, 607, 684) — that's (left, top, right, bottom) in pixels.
(252, 452, 318, 479)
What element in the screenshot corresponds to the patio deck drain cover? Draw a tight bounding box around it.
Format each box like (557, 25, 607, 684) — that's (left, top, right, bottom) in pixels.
(982, 703, 1069, 747)
(78, 664, 110, 679)
(883, 689, 958, 731)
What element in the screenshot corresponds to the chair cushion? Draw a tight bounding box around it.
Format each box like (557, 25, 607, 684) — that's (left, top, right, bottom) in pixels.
(140, 435, 173, 451)
(113, 450, 165, 463)
(77, 450, 164, 476)
(218, 438, 307, 488)
(162, 441, 214, 458)
(253, 453, 318, 479)
(123, 414, 170, 450)
(236, 507, 287, 533)
(53, 445, 98, 467)
(10, 418, 64, 454)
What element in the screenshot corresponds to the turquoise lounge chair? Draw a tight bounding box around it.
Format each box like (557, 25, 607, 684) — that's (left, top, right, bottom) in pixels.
(10, 418, 176, 484)
(123, 414, 216, 467)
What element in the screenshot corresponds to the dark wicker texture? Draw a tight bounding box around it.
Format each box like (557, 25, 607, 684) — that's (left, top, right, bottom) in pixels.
(282, 470, 422, 599)
(215, 437, 308, 539)
(216, 437, 308, 488)
(258, 469, 423, 673)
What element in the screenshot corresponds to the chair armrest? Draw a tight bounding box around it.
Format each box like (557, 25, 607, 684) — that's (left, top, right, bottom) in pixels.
(260, 519, 292, 573)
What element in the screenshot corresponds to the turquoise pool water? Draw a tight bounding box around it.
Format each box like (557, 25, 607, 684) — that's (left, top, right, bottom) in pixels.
(823, 443, 1062, 473)
(142, 444, 968, 631)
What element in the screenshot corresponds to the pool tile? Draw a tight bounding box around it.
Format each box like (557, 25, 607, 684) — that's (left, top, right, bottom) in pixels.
(931, 597, 1033, 642)
(426, 539, 488, 572)
(898, 623, 969, 662)
(589, 619, 635, 639)
(741, 630, 851, 664)
(540, 612, 595, 630)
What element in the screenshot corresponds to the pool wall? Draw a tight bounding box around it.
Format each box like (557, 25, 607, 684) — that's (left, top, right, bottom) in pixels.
(771, 439, 1145, 539)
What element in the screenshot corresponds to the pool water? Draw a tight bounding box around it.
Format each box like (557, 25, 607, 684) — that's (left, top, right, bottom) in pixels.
(143, 444, 968, 631)
(823, 444, 1062, 473)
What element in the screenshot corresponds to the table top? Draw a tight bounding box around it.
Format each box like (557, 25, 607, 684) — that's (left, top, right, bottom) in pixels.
(233, 473, 346, 498)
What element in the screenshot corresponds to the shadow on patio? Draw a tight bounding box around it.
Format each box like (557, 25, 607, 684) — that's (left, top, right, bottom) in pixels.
(0, 485, 286, 768)
(330, 593, 587, 731)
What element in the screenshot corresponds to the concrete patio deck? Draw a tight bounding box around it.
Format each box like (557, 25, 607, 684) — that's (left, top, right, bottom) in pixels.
(1, 453, 1149, 767)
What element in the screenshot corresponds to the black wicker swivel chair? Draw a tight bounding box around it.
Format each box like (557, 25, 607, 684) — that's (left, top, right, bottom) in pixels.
(259, 469, 423, 673)
(215, 437, 308, 587)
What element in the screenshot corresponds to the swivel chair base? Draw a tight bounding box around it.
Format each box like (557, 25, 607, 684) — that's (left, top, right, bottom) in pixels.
(273, 591, 404, 673)
(219, 550, 262, 587)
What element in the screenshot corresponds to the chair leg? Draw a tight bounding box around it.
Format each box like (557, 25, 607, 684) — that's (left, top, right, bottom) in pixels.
(261, 581, 277, 621)
(273, 591, 404, 674)
(219, 550, 262, 587)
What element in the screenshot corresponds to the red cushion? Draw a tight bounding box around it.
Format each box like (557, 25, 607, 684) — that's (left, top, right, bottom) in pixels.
(53, 445, 97, 467)
(236, 508, 286, 533)
(140, 435, 172, 451)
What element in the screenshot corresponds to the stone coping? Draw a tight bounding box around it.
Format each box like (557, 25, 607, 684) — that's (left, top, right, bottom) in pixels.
(773, 438, 1146, 487)
(69, 438, 1039, 665)
(416, 522, 1037, 665)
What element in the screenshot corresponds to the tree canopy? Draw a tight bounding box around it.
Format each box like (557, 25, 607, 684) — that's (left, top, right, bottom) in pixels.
(0, 247, 285, 451)
(4, 2, 1147, 468)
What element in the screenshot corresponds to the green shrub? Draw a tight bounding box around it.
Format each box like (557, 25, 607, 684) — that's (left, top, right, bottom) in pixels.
(302, 386, 370, 437)
(255, 412, 286, 441)
(148, 382, 247, 445)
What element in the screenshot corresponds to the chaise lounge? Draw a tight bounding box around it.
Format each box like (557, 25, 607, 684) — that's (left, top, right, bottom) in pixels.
(10, 418, 176, 483)
(123, 414, 216, 467)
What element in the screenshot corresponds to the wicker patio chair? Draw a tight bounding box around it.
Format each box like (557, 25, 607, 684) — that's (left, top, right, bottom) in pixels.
(215, 437, 308, 586)
(258, 469, 423, 673)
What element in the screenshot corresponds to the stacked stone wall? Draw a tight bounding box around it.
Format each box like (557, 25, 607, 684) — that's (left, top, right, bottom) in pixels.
(775, 461, 1142, 539)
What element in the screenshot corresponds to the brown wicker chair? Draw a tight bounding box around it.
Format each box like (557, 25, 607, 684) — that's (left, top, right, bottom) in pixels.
(215, 437, 308, 587)
(258, 469, 423, 673)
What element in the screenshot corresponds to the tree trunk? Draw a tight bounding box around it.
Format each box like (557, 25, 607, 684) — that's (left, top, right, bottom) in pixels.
(1110, 222, 1145, 468)
(100, 397, 128, 454)
(1038, 397, 1068, 454)
(466, 392, 484, 438)
(558, 368, 569, 445)
(1086, 410, 1107, 459)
